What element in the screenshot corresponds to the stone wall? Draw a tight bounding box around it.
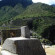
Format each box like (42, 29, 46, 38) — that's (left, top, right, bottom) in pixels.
(1, 29, 21, 43)
(1, 26, 46, 55)
(2, 37, 46, 55)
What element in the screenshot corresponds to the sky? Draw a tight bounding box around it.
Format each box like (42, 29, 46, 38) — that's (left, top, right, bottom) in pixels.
(32, 0, 55, 5)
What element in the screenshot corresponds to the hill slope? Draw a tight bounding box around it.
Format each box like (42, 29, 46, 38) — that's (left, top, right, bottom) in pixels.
(0, 3, 25, 25)
(0, 0, 33, 25)
(14, 3, 55, 19)
(13, 3, 55, 36)
(0, 3, 55, 26)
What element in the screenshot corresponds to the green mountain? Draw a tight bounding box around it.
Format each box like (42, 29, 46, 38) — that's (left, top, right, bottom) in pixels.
(14, 3, 55, 19)
(0, 3, 55, 25)
(13, 3, 55, 39)
(0, 0, 55, 43)
(0, 0, 32, 25)
(0, 3, 25, 25)
(0, 2, 55, 44)
(0, 3, 55, 29)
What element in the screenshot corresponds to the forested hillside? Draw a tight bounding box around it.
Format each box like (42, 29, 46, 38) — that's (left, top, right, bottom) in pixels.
(0, 1, 55, 44)
(13, 3, 55, 43)
(0, 4, 25, 25)
(15, 3, 55, 19)
(0, 0, 32, 25)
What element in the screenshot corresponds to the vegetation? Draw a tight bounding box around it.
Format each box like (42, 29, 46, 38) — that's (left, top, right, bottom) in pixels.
(14, 3, 55, 19)
(0, 3, 25, 25)
(0, 3, 55, 33)
(0, 2, 55, 44)
(0, 0, 32, 25)
(0, 3, 55, 25)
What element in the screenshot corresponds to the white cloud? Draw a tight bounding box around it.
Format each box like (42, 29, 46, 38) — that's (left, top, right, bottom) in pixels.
(0, 0, 2, 1)
(32, 0, 55, 5)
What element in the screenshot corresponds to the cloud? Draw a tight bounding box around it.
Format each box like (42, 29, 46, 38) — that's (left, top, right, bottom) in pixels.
(0, 0, 2, 1)
(50, 0, 55, 4)
(32, 0, 55, 5)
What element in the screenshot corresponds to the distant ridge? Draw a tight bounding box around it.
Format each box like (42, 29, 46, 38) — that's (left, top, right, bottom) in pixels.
(0, 3, 55, 26)
(15, 3, 55, 19)
(51, 4, 55, 7)
(0, 0, 33, 7)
